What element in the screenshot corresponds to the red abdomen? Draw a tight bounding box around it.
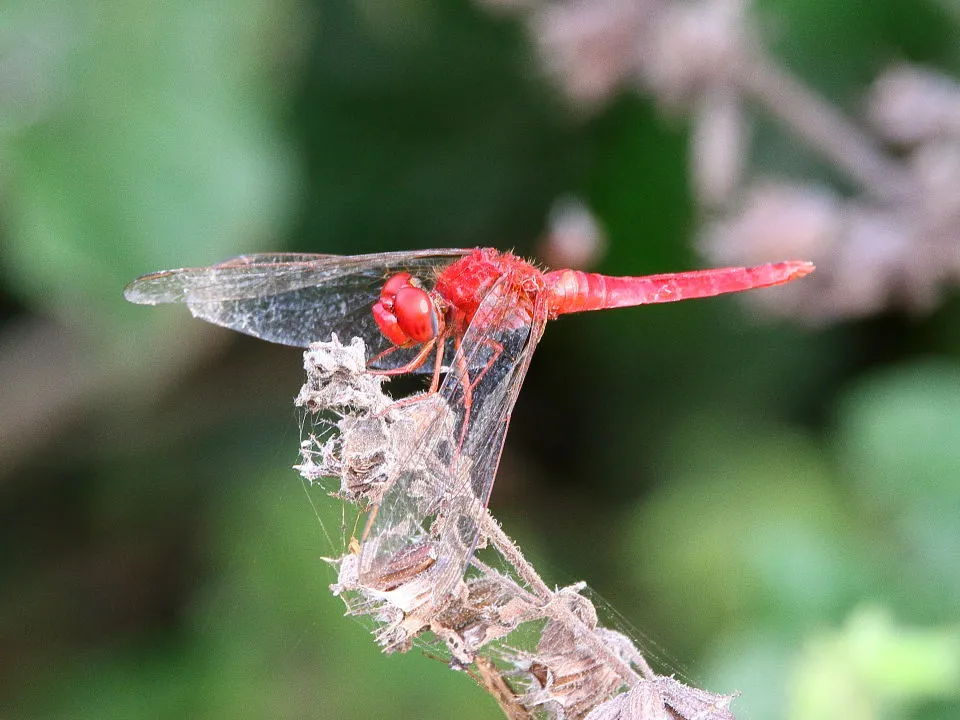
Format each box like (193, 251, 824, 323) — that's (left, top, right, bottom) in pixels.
(544, 261, 815, 315)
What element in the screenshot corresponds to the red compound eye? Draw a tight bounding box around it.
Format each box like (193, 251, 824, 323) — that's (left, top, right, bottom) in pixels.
(393, 285, 439, 343)
(379, 272, 414, 309)
(373, 272, 441, 347)
(372, 299, 409, 346)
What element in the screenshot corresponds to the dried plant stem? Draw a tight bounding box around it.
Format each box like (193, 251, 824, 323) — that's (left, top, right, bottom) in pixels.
(478, 510, 652, 686)
(299, 338, 735, 718)
(480, 512, 553, 598)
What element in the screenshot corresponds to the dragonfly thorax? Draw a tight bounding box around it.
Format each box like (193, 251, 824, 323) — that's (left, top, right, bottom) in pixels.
(372, 272, 444, 347)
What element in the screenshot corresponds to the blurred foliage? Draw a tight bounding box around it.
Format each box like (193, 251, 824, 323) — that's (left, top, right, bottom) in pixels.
(1, 0, 959, 719)
(787, 607, 960, 720)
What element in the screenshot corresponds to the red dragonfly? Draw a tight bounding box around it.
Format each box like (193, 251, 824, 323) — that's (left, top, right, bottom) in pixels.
(125, 249, 813, 598)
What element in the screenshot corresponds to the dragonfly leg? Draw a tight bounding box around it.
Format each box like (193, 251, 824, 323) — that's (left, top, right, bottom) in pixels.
(463, 338, 504, 394)
(451, 336, 504, 455)
(367, 338, 438, 377)
(367, 343, 404, 368)
(428, 336, 446, 394)
(368, 337, 447, 419)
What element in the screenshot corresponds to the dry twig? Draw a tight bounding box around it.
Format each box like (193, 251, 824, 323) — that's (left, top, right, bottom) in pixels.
(296, 337, 736, 720)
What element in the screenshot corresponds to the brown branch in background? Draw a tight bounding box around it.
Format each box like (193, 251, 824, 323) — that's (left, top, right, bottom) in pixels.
(737, 49, 910, 201)
(481, 0, 960, 321)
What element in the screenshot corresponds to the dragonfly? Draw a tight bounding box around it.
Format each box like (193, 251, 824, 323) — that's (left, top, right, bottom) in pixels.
(125, 248, 813, 600)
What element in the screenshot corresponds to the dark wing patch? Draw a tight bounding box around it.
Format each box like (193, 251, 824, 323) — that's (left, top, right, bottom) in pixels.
(125, 250, 471, 362)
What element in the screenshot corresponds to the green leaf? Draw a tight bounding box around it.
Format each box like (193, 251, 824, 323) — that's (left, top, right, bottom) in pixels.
(837, 361, 960, 601)
(2, 0, 296, 328)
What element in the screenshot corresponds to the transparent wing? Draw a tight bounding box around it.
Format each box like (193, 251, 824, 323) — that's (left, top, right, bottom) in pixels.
(357, 272, 550, 601)
(124, 249, 471, 368)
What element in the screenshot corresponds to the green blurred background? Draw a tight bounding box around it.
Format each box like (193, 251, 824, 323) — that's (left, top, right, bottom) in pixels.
(2, 0, 959, 718)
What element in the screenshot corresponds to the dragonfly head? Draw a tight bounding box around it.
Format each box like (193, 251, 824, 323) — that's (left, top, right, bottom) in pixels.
(373, 272, 443, 346)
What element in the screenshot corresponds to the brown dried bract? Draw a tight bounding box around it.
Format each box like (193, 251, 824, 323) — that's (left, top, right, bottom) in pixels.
(299, 338, 740, 719)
